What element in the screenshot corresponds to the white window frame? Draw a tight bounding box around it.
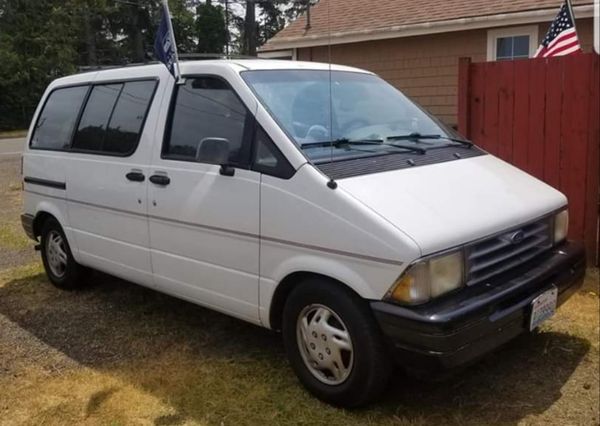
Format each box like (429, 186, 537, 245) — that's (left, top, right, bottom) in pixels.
(257, 49, 297, 60)
(487, 25, 539, 61)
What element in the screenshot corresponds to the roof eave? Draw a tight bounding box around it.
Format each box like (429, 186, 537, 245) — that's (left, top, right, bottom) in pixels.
(260, 4, 594, 51)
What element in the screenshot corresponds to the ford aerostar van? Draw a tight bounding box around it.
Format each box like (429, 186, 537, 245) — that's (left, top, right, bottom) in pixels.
(21, 60, 585, 407)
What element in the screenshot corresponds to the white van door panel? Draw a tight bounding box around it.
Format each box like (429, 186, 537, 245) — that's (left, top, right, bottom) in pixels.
(65, 77, 163, 285)
(147, 74, 261, 324)
(148, 165, 260, 323)
(66, 156, 152, 282)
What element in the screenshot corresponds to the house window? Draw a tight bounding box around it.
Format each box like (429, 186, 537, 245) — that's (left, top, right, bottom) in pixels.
(496, 35, 530, 60)
(487, 26, 539, 61)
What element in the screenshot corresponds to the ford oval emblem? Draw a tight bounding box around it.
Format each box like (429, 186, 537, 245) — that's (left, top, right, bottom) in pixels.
(510, 230, 525, 244)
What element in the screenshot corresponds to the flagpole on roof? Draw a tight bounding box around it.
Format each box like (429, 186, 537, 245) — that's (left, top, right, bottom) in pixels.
(162, 0, 182, 82)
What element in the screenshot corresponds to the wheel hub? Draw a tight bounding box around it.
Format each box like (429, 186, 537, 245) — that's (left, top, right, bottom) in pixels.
(296, 304, 354, 385)
(46, 230, 67, 278)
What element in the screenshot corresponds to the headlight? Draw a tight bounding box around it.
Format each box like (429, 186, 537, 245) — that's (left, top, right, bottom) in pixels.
(387, 250, 464, 304)
(553, 209, 569, 244)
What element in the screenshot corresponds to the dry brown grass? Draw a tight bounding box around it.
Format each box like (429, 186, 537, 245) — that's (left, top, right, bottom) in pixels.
(0, 263, 597, 426)
(0, 130, 27, 139)
(0, 158, 36, 270)
(0, 156, 598, 425)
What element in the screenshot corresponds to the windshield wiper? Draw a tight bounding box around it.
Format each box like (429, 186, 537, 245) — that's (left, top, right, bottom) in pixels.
(300, 138, 384, 149)
(387, 132, 473, 148)
(301, 138, 427, 155)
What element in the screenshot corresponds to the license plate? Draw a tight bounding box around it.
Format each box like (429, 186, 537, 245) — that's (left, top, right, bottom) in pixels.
(529, 287, 558, 331)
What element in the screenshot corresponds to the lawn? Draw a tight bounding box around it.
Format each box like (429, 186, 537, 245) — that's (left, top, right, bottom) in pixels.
(0, 155, 598, 425)
(0, 130, 27, 139)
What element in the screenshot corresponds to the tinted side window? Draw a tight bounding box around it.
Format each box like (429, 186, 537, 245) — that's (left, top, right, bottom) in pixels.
(71, 80, 156, 155)
(252, 126, 295, 179)
(72, 84, 122, 152)
(164, 77, 248, 164)
(104, 81, 157, 154)
(31, 86, 88, 150)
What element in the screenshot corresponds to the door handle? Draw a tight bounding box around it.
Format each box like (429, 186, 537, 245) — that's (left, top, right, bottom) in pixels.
(149, 174, 170, 186)
(126, 171, 145, 182)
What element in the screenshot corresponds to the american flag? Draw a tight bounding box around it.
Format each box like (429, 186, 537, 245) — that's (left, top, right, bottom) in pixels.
(534, 0, 582, 58)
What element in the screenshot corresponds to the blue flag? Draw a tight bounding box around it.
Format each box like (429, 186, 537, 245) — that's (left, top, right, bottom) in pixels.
(154, 3, 178, 79)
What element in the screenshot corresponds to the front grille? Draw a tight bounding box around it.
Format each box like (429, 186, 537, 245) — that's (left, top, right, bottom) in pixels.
(466, 217, 553, 286)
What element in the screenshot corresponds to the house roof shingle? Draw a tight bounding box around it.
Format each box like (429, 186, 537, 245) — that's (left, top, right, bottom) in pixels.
(263, 0, 593, 49)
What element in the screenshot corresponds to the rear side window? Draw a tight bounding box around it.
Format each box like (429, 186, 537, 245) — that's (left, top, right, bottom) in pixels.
(104, 81, 156, 154)
(73, 84, 122, 151)
(72, 80, 156, 155)
(163, 77, 249, 164)
(30, 86, 88, 150)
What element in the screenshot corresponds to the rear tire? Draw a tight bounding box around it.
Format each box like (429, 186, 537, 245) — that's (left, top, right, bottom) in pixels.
(282, 278, 392, 407)
(40, 217, 88, 290)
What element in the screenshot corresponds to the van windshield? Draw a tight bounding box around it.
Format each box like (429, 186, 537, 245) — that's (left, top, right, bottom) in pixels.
(242, 70, 457, 163)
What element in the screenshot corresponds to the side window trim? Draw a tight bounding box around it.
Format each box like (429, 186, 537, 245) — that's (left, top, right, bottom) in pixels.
(161, 74, 254, 168)
(239, 112, 256, 169)
(30, 77, 159, 157)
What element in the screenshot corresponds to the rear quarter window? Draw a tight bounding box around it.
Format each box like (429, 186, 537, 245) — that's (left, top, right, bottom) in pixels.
(30, 86, 88, 150)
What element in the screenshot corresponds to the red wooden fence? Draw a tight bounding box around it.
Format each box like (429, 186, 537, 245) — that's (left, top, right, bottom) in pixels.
(458, 53, 599, 264)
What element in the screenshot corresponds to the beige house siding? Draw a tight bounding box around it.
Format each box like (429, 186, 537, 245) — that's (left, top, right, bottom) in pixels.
(296, 18, 594, 127)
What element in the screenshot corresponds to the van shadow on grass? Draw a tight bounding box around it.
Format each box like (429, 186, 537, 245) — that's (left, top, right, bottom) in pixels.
(0, 269, 592, 425)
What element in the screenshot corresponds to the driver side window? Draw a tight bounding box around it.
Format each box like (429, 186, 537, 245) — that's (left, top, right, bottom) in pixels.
(163, 77, 250, 164)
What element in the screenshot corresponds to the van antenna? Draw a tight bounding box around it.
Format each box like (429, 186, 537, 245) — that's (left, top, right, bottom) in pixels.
(326, 0, 336, 189)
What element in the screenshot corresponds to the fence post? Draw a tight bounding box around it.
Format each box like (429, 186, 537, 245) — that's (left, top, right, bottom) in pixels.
(458, 57, 471, 138)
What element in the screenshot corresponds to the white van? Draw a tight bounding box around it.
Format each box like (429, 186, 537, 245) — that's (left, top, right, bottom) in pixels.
(21, 60, 585, 407)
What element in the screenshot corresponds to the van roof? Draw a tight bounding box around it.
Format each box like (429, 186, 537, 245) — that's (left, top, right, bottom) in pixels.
(225, 59, 369, 73)
(51, 59, 371, 87)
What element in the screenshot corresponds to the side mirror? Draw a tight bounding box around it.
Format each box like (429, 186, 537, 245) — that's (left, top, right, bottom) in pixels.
(196, 137, 234, 176)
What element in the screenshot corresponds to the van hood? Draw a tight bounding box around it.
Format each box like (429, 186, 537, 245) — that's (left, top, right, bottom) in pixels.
(338, 155, 567, 255)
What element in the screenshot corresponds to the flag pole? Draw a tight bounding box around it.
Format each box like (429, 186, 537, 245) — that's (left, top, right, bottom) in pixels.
(566, 0, 581, 41)
(162, 0, 182, 83)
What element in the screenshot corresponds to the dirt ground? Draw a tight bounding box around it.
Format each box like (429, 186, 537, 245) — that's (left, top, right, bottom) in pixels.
(0, 154, 598, 426)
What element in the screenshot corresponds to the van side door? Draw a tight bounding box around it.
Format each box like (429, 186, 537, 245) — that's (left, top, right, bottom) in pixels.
(147, 75, 261, 323)
(65, 78, 160, 285)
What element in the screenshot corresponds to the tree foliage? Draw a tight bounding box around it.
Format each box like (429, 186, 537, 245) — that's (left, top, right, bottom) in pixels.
(196, 1, 227, 54)
(0, 0, 78, 130)
(0, 0, 315, 129)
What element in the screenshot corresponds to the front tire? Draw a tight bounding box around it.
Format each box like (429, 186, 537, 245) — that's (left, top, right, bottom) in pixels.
(282, 278, 392, 407)
(40, 217, 88, 290)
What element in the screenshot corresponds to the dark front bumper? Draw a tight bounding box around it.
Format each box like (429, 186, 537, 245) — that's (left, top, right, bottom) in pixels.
(371, 241, 586, 371)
